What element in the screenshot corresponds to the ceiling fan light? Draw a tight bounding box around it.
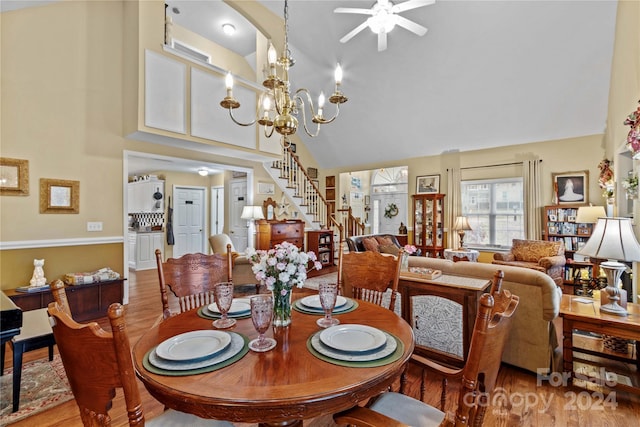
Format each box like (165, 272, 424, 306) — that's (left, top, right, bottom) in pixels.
(367, 12, 396, 34)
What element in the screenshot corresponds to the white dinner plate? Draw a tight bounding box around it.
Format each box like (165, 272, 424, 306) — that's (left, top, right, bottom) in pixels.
(207, 299, 251, 315)
(150, 332, 245, 371)
(155, 330, 231, 362)
(319, 324, 387, 353)
(294, 298, 355, 314)
(300, 295, 347, 310)
(311, 331, 397, 362)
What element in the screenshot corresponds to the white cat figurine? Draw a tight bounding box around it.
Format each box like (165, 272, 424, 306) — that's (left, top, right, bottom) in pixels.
(29, 258, 47, 287)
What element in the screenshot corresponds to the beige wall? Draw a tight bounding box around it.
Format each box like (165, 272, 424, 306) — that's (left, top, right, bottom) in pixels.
(1, 1, 637, 292)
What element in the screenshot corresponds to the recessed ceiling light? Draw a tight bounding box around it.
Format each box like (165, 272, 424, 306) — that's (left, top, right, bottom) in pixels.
(198, 169, 209, 176)
(222, 23, 236, 36)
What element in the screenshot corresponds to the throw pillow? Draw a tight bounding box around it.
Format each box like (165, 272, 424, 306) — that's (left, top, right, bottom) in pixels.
(362, 237, 380, 252)
(379, 244, 400, 256)
(375, 236, 395, 247)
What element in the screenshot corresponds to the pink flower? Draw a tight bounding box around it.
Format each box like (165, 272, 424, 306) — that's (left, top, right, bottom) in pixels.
(404, 244, 417, 254)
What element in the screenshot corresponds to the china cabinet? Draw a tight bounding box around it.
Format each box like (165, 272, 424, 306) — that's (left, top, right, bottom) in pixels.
(412, 194, 445, 258)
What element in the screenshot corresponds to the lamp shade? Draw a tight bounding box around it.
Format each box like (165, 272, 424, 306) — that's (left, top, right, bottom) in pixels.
(577, 217, 640, 262)
(575, 206, 606, 224)
(453, 216, 472, 231)
(240, 206, 265, 220)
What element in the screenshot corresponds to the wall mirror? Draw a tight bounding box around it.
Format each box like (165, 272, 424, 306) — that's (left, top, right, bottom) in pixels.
(263, 197, 277, 221)
(0, 157, 29, 196)
(40, 178, 79, 214)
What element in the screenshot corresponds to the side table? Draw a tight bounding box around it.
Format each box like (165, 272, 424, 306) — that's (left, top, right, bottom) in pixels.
(443, 248, 479, 262)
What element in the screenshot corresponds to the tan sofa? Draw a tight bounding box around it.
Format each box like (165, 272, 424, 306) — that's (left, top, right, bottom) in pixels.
(208, 234, 256, 286)
(408, 256, 562, 374)
(492, 239, 566, 287)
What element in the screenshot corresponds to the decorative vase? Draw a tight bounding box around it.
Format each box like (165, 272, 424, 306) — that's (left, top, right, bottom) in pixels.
(272, 286, 293, 327)
(401, 252, 409, 271)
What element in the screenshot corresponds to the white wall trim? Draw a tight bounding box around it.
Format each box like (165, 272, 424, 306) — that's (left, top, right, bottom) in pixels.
(0, 236, 124, 250)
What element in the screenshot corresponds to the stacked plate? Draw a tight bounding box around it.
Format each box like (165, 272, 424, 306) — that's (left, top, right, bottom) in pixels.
(200, 298, 251, 319)
(310, 324, 397, 362)
(294, 295, 356, 314)
(148, 330, 245, 371)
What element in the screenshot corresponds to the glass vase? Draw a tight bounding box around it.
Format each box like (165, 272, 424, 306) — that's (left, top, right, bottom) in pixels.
(272, 286, 293, 327)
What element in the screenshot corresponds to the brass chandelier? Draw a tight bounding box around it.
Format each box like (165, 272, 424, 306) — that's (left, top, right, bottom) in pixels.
(220, 0, 348, 142)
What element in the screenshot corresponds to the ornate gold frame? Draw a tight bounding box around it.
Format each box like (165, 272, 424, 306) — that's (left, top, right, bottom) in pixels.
(40, 178, 80, 214)
(0, 157, 29, 196)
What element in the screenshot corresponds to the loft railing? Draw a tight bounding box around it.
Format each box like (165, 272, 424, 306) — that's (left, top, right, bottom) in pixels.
(336, 207, 366, 238)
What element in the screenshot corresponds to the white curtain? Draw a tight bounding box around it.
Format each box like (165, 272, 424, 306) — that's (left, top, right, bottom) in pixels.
(446, 167, 462, 249)
(523, 159, 543, 239)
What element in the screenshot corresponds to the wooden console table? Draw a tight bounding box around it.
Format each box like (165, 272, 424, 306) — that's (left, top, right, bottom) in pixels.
(560, 294, 640, 394)
(4, 279, 125, 322)
(398, 273, 491, 367)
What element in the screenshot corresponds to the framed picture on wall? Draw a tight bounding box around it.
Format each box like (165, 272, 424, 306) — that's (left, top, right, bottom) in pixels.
(0, 157, 29, 196)
(258, 182, 275, 195)
(553, 170, 588, 205)
(416, 174, 440, 194)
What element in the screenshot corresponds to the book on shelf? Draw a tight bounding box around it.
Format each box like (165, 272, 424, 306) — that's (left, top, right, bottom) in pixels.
(15, 284, 50, 293)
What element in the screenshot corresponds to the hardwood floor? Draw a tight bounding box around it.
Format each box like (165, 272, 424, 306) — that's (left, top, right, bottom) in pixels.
(4, 270, 639, 426)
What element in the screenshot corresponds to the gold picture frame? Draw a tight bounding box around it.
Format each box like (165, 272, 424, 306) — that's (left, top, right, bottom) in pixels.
(0, 157, 29, 196)
(40, 178, 80, 214)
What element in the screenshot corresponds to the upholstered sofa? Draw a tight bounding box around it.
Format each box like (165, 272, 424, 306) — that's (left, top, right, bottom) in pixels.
(346, 234, 403, 254)
(408, 256, 562, 374)
(492, 239, 566, 287)
(208, 234, 256, 286)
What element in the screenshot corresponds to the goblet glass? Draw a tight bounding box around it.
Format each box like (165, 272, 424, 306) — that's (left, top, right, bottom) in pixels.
(212, 282, 236, 329)
(249, 295, 277, 352)
(316, 282, 340, 328)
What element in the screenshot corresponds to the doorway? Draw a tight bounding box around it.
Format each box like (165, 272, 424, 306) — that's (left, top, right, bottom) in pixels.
(172, 186, 206, 257)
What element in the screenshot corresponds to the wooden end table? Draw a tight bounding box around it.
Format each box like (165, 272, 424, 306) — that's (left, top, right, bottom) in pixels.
(560, 294, 640, 394)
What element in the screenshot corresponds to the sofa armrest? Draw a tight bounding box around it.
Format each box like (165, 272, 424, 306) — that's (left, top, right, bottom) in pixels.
(538, 255, 566, 269)
(494, 252, 515, 262)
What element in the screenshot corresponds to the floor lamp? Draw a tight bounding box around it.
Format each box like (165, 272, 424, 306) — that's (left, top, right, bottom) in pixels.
(577, 217, 640, 316)
(241, 206, 264, 249)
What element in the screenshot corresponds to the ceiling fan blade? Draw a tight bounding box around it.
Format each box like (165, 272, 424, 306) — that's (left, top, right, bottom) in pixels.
(334, 7, 374, 15)
(378, 31, 387, 52)
(392, 0, 435, 14)
(340, 21, 370, 44)
(395, 15, 428, 36)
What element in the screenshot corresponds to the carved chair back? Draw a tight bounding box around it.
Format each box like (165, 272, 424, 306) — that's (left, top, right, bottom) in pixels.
(340, 250, 402, 310)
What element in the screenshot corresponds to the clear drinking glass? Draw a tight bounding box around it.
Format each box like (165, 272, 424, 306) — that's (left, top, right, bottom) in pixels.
(316, 282, 340, 328)
(249, 295, 277, 352)
(212, 282, 236, 329)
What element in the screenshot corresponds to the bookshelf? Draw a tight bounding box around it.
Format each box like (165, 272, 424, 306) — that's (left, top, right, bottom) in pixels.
(543, 205, 597, 294)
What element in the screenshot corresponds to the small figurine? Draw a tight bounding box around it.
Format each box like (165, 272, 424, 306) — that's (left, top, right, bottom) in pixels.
(398, 222, 407, 234)
(29, 259, 47, 287)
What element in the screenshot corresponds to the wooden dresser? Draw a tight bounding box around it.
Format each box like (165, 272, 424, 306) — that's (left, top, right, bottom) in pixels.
(256, 220, 304, 250)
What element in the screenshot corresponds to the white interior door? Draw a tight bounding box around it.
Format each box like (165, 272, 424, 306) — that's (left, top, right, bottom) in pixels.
(173, 186, 206, 257)
(229, 179, 248, 252)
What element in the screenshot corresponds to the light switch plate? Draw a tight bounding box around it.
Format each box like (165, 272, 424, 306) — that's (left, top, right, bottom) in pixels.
(87, 222, 103, 232)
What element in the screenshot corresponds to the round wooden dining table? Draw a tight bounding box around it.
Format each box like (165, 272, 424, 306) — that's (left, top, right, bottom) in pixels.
(132, 291, 414, 426)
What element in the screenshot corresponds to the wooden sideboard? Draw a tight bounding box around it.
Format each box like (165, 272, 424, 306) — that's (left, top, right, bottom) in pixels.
(256, 219, 304, 250)
(4, 279, 125, 322)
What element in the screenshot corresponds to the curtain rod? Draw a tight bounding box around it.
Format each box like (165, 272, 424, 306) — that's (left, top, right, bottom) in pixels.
(447, 159, 542, 171)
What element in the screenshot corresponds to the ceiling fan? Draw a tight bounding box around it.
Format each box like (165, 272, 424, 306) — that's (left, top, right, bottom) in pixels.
(335, 0, 435, 51)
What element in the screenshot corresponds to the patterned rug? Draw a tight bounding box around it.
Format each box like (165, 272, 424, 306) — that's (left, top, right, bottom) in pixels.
(0, 354, 74, 426)
(303, 272, 338, 290)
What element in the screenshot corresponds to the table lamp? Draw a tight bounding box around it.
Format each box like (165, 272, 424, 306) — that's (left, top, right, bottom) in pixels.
(577, 217, 640, 316)
(575, 205, 606, 225)
(453, 216, 472, 249)
(241, 206, 265, 248)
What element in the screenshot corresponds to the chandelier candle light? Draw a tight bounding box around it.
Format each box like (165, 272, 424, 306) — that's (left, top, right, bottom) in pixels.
(220, 0, 347, 144)
(577, 217, 640, 316)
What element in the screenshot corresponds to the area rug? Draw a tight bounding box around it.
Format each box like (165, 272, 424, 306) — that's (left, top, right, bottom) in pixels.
(0, 355, 74, 426)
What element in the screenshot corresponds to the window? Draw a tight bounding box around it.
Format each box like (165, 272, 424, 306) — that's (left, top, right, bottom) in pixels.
(461, 178, 524, 248)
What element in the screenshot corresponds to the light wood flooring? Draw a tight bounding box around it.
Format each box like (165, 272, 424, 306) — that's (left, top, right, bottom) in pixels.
(3, 269, 639, 426)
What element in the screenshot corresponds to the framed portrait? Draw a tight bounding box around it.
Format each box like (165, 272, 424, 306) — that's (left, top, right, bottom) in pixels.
(0, 157, 29, 196)
(307, 167, 318, 179)
(548, 214, 557, 221)
(553, 170, 588, 205)
(40, 178, 79, 214)
(416, 174, 440, 194)
(258, 182, 275, 195)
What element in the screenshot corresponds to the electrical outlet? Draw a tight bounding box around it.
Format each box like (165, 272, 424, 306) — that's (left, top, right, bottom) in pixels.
(87, 221, 103, 232)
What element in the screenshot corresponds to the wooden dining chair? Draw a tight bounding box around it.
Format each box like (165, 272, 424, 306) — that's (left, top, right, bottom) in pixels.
(155, 247, 233, 321)
(47, 301, 234, 427)
(339, 249, 403, 311)
(334, 270, 519, 427)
